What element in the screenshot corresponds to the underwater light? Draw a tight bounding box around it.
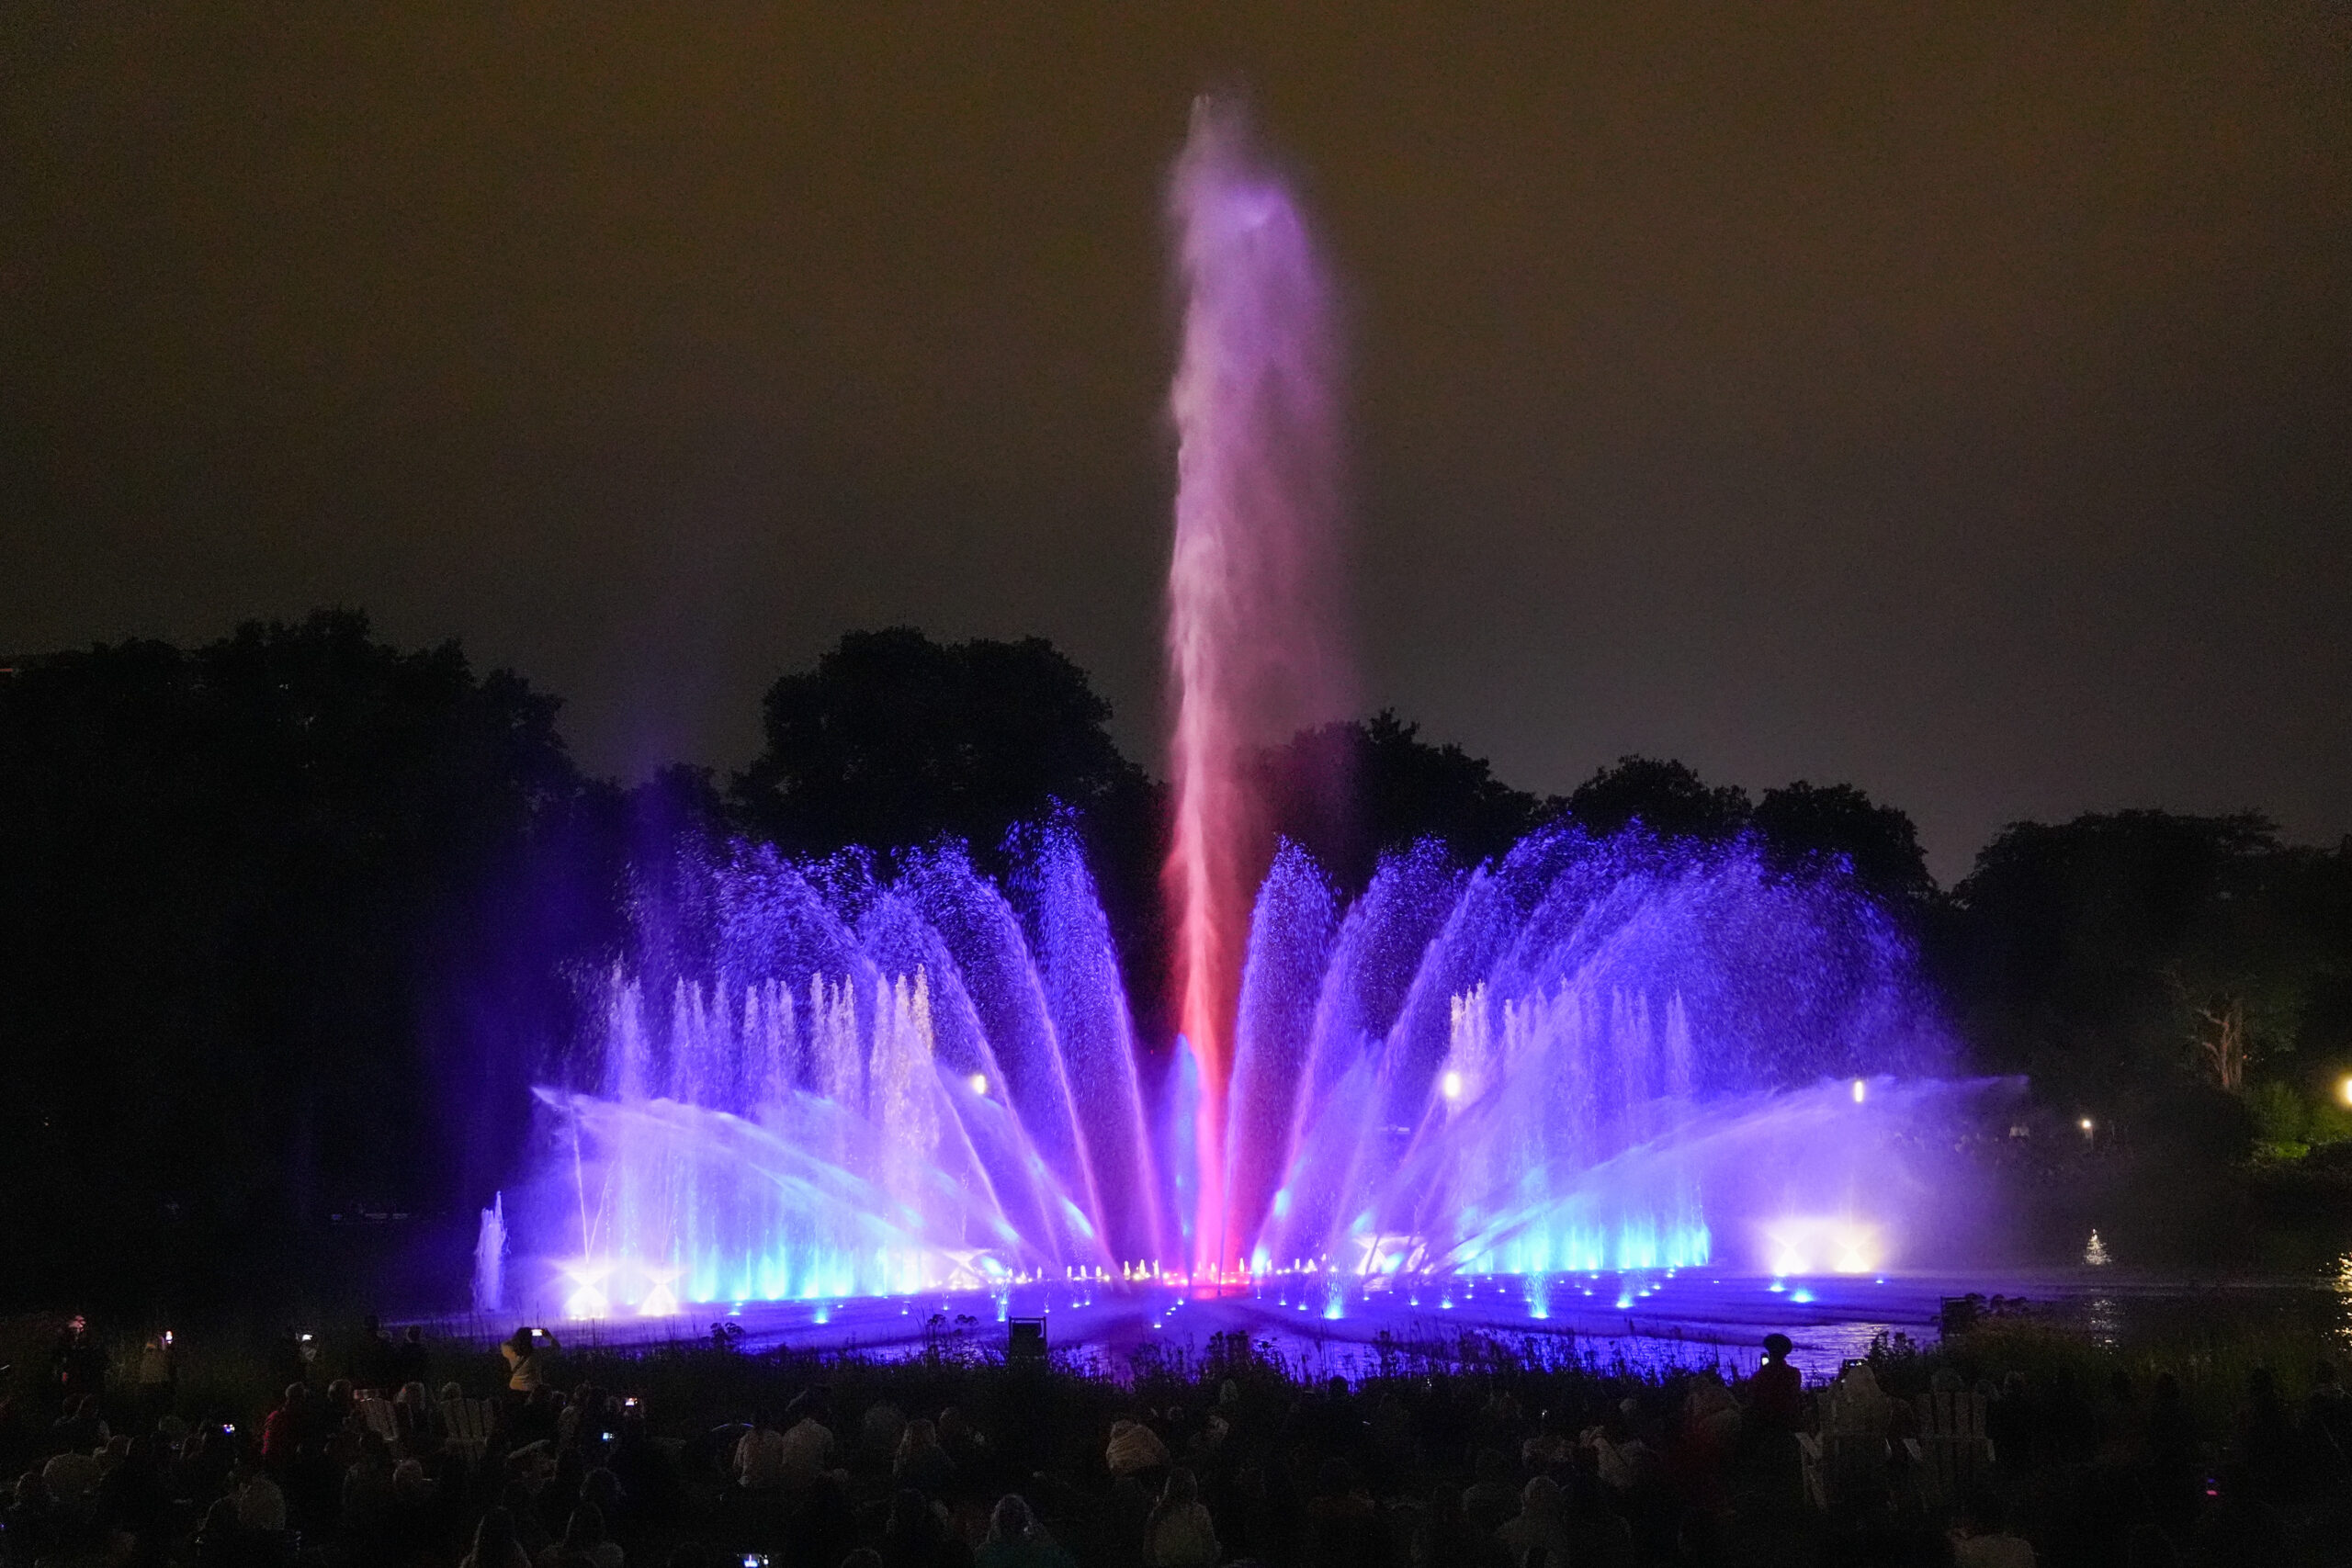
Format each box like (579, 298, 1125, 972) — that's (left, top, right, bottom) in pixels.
(1442, 1070, 1464, 1101)
(969, 1073, 989, 1096)
(1760, 1216, 1884, 1275)
(562, 1259, 613, 1319)
(1851, 1078, 1866, 1103)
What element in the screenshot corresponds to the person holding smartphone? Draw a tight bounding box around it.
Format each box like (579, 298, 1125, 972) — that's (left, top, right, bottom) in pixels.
(502, 1326, 560, 1394)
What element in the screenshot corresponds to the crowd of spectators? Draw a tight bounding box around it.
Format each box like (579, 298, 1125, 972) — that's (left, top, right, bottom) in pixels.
(2, 1314, 2346, 1567)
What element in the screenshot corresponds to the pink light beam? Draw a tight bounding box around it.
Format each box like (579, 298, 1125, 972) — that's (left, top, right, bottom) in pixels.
(1163, 97, 1349, 1279)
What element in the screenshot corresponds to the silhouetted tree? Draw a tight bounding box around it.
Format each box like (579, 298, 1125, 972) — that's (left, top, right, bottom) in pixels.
(0, 611, 606, 1307)
(1259, 710, 1554, 892)
(732, 627, 1148, 861)
(1566, 755, 1751, 841)
(729, 627, 1168, 1034)
(1751, 780, 1935, 908)
(1947, 811, 2300, 1100)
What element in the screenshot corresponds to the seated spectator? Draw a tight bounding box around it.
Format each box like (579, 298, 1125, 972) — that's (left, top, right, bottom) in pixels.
(540, 1500, 623, 1568)
(1142, 1465, 1218, 1568)
(976, 1493, 1075, 1568)
(878, 1485, 965, 1568)
(388, 1458, 440, 1549)
(235, 1465, 288, 1534)
(1412, 1483, 1507, 1568)
(1104, 1418, 1170, 1478)
(1563, 1476, 1636, 1568)
(5, 1470, 60, 1562)
(462, 1504, 536, 1568)
(1498, 1473, 1573, 1565)
(862, 1401, 909, 1467)
(1951, 1489, 2037, 1568)
(734, 1411, 789, 1492)
(1462, 1447, 1520, 1533)
(1303, 1458, 1380, 1568)
(780, 1401, 840, 1489)
(52, 1393, 107, 1455)
(895, 1417, 957, 1497)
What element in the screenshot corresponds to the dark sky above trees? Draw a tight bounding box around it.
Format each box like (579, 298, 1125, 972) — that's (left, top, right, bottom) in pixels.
(4, 5, 2346, 878)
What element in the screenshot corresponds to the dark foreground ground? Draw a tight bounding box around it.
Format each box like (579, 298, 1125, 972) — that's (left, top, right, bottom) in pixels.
(4, 1300, 2348, 1568)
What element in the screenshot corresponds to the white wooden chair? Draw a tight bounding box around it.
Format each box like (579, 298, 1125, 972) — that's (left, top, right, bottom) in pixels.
(440, 1396, 496, 1461)
(1904, 1390, 1994, 1507)
(1799, 1371, 1893, 1509)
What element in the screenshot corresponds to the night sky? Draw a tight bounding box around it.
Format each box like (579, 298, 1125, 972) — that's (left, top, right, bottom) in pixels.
(5, 6, 2346, 878)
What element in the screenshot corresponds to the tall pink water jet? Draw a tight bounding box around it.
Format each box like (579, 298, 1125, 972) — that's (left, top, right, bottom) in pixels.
(1163, 98, 1348, 1277)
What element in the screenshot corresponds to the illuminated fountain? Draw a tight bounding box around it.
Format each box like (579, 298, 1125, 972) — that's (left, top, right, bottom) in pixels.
(507, 818, 1977, 1315)
(498, 101, 1995, 1321)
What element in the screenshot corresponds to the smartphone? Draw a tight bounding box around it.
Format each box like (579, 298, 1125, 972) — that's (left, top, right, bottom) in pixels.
(163, 1330, 175, 1346)
(742, 1556, 771, 1568)
(221, 1423, 237, 1437)
(623, 1396, 640, 1410)
(529, 1327, 546, 1339)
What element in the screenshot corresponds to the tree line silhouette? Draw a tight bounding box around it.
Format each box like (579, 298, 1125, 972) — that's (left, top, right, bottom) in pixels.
(3, 614, 2346, 1306)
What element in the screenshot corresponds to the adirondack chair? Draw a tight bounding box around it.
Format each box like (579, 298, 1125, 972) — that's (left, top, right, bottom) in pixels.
(356, 1393, 401, 1445)
(1905, 1390, 1994, 1506)
(1799, 1369, 1894, 1509)
(440, 1395, 495, 1461)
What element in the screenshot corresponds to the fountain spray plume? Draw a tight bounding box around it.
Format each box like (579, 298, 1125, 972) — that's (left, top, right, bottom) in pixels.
(1164, 97, 1349, 1279)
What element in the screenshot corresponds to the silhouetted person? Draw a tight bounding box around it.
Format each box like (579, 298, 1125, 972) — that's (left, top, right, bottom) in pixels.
(894, 1417, 956, 1498)
(1464, 1446, 1521, 1533)
(976, 1493, 1075, 1568)
(1142, 1465, 1218, 1568)
(348, 1314, 394, 1390)
(1747, 1334, 1803, 1430)
(879, 1485, 966, 1568)
(1302, 1458, 1381, 1568)
(498, 1325, 556, 1394)
(390, 1325, 431, 1392)
(51, 1317, 107, 1414)
(460, 1504, 534, 1568)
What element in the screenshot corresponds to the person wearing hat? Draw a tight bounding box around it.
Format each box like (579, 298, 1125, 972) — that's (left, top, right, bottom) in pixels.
(1750, 1334, 1804, 1431)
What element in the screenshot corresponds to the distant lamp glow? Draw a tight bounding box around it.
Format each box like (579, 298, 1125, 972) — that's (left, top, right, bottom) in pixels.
(969, 1073, 989, 1097)
(2338, 1075, 2352, 1109)
(2078, 1117, 2095, 1135)
(1441, 1070, 1464, 1101)
(1850, 1078, 1867, 1104)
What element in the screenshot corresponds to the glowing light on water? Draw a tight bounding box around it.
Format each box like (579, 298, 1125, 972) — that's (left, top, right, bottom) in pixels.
(1442, 1071, 1464, 1101)
(1763, 1217, 1884, 1277)
(968, 1073, 989, 1097)
(562, 1260, 611, 1320)
(1851, 1078, 1867, 1103)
